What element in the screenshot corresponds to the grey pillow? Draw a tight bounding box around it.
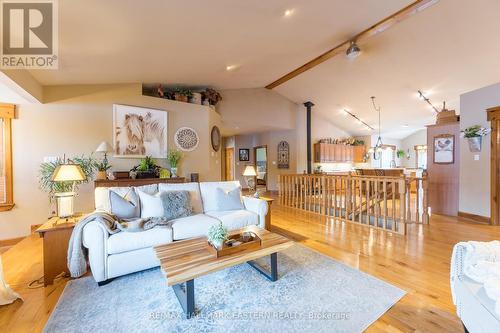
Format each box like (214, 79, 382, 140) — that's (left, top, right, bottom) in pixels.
(160, 191, 193, 220)
(109, 190, 140, 219)
(214, 187, 244, 211)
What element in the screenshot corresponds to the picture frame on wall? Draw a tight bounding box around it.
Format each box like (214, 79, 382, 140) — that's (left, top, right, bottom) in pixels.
(239, 148, 250, 161)
(433, 134, 454, 164)
(113, 104, 167, 158)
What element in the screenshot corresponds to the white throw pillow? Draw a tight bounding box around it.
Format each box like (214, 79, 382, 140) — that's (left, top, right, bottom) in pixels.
(214, 187, 244, 211)
(137, 190, 164, 218)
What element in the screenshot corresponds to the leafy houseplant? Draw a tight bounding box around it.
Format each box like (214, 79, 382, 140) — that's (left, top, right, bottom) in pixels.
(94, 159, 111, 180)
(131, 156, 159, 179)
(167, 149, 182, 177)
(396, 149, 406, 159)
(173, 87, 194, 103)
(208, 222, 229, 250)
(38, 155, 95, 202)
(461, 125, 492, 152)
(202, 88, 222, 106)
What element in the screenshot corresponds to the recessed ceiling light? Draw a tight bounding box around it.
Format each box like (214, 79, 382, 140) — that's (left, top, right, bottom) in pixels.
(284, 9, 295, 17)
(226, 65, 238, 71)
(402, 124, 409, 128)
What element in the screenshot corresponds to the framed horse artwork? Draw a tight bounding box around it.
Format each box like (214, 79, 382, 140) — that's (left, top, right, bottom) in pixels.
(113, 104, 168, 158)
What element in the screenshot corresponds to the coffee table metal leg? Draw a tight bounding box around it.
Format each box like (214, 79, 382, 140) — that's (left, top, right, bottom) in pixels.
(172, 279, 195, 318)
(247, 252, 278, 282)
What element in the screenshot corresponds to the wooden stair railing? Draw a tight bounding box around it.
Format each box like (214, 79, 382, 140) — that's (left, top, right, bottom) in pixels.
(278, 173, 429, 235)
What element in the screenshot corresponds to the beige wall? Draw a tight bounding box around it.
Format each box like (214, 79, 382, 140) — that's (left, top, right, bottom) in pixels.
(400, 129, 427, 168)
(459, 82, 500, 218)
(0, 83, 221, 240)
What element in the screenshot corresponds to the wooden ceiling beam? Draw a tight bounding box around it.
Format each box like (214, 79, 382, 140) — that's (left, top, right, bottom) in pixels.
(265, 0, 439, 90)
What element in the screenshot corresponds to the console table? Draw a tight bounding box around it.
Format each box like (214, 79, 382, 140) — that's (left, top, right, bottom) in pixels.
(94, 177, 185, 188)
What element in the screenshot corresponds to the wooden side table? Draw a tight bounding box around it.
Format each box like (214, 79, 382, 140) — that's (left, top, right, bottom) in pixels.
(35, 215, 81, 286)
(258, 196, 274, 230)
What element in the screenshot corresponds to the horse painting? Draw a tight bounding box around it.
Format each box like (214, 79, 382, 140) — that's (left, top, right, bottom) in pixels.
(113, 105, 167, 158)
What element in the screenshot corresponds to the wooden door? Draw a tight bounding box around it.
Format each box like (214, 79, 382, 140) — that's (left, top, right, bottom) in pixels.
(487, 107, 500, 225)
(224, 148, 234, 180)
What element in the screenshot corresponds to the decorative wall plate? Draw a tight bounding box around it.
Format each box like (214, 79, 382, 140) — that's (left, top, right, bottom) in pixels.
(278, 141, 290, 169)
(174, 127, 199, 152)
(211, 126, 221, 152)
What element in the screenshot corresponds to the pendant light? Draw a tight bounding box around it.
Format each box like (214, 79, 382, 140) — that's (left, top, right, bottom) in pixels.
(368, 96, 383, 160)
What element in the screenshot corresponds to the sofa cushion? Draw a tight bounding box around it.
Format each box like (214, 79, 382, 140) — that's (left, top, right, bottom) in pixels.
(199, 181, 241, 212)
(107, 226, 173, 254)
(137, 190, 193, 219)
(214, 187, 244, 211)
(109, 189, 140, 219)
(159, 182, 203, 214)
(205, 210, 259, 230)
(137, 190, 164, 218)
(171, 214, 220, 240)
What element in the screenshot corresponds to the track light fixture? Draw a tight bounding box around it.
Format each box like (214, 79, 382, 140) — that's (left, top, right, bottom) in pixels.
(346, 40, 361, 59)
(417, 90, 440, 113)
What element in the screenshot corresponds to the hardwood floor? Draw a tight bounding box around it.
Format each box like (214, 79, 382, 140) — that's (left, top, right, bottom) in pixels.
(1, 202, 500, 332)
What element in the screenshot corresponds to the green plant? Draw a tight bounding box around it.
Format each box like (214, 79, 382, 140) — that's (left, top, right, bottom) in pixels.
(173, 87, 194, 99)
(38, 155, 96, 200)
(94, 159, 111, 172)
(167, 149, 182, 168)
(137, 156, 156, 171)
(202, 88, 222, 105)
(352, 139, 365, 146)
(396, 149, 406, 159)
(208, 222, 228, 246)
(461, 125, 491, 138)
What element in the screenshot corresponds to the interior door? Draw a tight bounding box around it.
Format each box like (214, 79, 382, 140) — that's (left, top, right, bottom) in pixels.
(224, 147, 234, 180)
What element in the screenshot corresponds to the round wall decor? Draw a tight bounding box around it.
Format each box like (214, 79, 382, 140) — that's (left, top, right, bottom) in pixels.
(174, 127, 199, 151)
(211, 125, 221, 152)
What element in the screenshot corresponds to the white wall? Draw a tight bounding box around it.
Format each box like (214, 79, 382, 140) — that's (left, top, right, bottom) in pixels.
(0, 83, 221, 240)
(400, 129, 427, 168)
(459, 82, 500, 218)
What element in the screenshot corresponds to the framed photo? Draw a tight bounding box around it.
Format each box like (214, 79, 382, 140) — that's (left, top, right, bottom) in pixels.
(433, 134, 454, 164)
(113, 104, 167, 158)
(239, 148, 250, 161)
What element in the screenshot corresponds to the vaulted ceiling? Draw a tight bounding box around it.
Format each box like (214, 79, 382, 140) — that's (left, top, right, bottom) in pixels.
(23, 0, 500, 139)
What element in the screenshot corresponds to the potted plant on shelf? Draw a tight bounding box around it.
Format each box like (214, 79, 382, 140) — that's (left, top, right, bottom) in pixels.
(173, 87, 193, 103)
(201, 88, 222, 106)
(131, 156, 159, 179)
(94, 159, 111, 180)
(208, 222, 229, 250)
(166, 149, 182, 178)
(461, 125, 492, 152)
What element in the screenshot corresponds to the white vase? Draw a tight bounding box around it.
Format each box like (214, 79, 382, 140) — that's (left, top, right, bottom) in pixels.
(467, 137, 482, 152)
(170, 167, 177, 178)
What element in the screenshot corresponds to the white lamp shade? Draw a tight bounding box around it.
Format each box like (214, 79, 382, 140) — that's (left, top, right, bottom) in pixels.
(95, 141, 111, 153)
(243, 165, 257, 177)
(51, 164, 86, 182)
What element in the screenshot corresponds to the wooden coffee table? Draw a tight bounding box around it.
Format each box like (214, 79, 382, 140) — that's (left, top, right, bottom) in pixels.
(154, 226, 293, 318)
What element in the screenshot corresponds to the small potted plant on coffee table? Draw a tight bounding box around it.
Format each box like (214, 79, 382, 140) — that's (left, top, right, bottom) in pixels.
(208, 222, 229, 250)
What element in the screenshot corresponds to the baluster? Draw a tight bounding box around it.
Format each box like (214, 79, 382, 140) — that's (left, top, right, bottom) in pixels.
(383, 180, 388, 230)
(422, 171, 429, 224)
(406, 178, 412, 221)
(398, 175, 406, 234)
(358, 178, 363, 224)
(415, 178, 420, 223)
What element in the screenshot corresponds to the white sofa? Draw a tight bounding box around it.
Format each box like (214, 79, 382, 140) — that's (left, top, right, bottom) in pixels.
(82, 181, 268, 284)
(451, 243, 500, 333)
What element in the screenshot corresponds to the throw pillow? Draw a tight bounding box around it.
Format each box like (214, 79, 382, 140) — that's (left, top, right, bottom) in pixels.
(214, 187, 244, 211)
(137, 190, 193, 219)
(161, 191, 193, 220)
(109, 189, 140, 219)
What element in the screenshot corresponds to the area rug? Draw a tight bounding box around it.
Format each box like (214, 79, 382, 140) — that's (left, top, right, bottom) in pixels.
(44, 245, 405, 333)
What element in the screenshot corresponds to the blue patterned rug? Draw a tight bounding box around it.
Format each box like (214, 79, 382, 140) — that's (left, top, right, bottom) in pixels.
(44, 245, 405, 333)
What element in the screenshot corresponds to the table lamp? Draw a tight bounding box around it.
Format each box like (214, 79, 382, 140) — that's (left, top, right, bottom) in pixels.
(95, 141, 111, 164)
(51, 163, 86, 218)
(243, 165, 257, 193)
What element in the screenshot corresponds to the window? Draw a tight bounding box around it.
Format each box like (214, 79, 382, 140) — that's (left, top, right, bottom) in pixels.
(415, 145, 428, 169)
(0, 103, 14, 211)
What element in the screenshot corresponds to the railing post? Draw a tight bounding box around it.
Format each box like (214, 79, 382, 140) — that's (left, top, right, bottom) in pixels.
(346, 173, 352, 219)
(398, 175, 407, 234)
(422, 171, 430, 224)
(321, 175, 326, 215)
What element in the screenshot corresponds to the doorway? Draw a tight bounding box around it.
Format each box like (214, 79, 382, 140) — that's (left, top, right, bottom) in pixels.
(254, 145, 268, 191)
(224, 147, 234, 181)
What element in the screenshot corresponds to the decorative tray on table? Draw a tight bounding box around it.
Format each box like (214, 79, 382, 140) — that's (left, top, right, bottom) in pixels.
(207, 232, 262, 258)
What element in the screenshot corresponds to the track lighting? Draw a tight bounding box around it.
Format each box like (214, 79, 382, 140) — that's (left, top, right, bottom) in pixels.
(346, 41, 361, 59)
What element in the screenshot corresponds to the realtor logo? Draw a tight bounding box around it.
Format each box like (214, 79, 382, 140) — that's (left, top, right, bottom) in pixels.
(1, 0, 58, 69)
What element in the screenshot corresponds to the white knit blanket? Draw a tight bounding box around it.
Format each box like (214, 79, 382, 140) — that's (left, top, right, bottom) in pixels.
(451, 241, 500, 316)
(67, 211, 172, 278)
